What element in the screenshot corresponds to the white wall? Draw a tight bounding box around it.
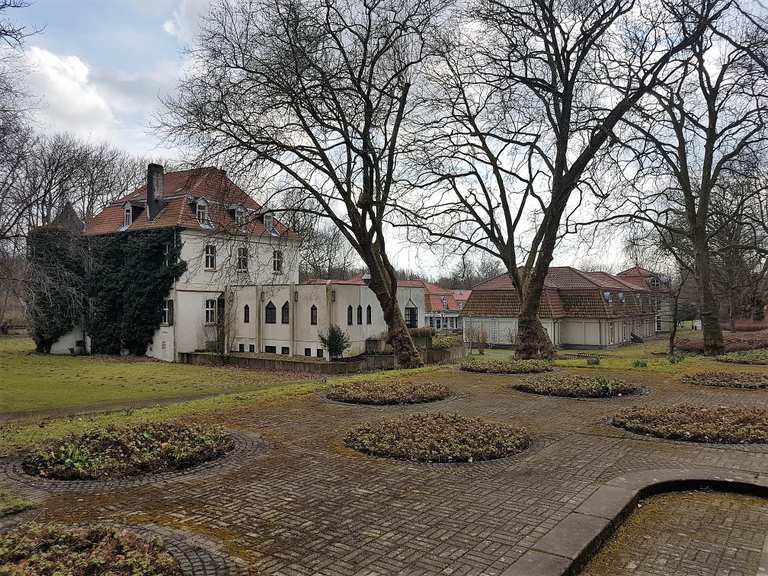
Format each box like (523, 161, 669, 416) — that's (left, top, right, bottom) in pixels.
(50, 324, 90, 355)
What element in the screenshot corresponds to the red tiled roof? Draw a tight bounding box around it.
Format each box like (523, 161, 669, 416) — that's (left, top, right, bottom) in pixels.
(84, 167, 299, 239)
(462, 266, 655, 320)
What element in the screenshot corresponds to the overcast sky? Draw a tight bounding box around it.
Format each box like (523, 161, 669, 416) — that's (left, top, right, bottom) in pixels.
(12, 0, 626, 276)
(14, 0, 207, 156)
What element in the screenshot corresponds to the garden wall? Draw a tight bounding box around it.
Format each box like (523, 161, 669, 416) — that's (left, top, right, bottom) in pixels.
(179, 345, 465, 374)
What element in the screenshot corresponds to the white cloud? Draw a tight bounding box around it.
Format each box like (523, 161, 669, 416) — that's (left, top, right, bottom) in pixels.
(22, 46, 181, 158)
(162, 0, 210, 45)
(24, 46, 115, 139)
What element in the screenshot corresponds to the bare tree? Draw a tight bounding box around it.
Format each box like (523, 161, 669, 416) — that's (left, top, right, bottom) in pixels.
(596, 8, 768, 354)
(409, 0, 722, 358)
(162, 0, 452, 367)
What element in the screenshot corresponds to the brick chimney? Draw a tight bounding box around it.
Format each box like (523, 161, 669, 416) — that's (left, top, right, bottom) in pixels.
(146, 163, 164, 220)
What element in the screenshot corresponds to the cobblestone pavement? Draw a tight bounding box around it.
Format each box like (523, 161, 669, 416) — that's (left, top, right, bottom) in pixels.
(580, 490, 768, 576)
(3, 367, 768, 575)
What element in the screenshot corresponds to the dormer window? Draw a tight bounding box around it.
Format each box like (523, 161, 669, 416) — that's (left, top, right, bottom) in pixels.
(123, 203, 133, 227)
(603, 291, 612, 303)
(441, 296, 449, 310)
(235, 208, 247, 226)
(195, 200, 209, 224)
(650, 277, 660, 289)
(618, 292, 625, 303)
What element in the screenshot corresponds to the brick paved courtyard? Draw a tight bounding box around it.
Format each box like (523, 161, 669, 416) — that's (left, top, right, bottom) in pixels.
(3, 366, 768, 575)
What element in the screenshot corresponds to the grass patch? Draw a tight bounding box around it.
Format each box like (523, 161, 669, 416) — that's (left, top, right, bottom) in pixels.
(326, 380, 450, 405)
(0, 522, 180, 575)
(460, 356, 552, 374)
(0, 336, 309, 415)
(612, 404, 768, 444)
(344, 412, 530, 462)
(716, 348, 768, 365)
(680, 371, 768, 389)
(514, 374, 641, 398)
(0, 485, 33, 517)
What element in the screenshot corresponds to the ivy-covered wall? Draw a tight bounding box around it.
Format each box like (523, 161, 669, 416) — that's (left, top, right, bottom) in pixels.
(26, 228, 186, 355)
(89, 229, 186, 355)
(26, 227, 87, 353)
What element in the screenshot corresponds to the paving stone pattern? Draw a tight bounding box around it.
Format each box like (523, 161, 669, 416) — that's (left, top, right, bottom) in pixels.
(580, 490, 768, 576)
(2, 368, 768, 575)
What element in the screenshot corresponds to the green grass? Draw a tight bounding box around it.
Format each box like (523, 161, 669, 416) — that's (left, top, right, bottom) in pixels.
(0, 485, 33, 516)
(475, 332, 757, 375)
(0, 337, 310, 415)
(0, 360, 441, 455)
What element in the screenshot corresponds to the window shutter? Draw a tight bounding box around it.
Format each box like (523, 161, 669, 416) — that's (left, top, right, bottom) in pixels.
(168, 300, 174, 326)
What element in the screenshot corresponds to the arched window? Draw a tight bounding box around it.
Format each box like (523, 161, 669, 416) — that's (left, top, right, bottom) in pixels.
(265, 301, 276, 324)
(281, 301, 290, 324)
(366, 305, 372, 324)
(347, 305, 353, 325)
(310, 304, 317, 325)
(356, 305, 363, 325)
(243, 304, 250, 324)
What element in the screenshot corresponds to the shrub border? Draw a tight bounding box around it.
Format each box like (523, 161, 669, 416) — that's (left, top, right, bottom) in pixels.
(511, 381, 648, 401)
(0, 431, 266, 494)
(342, 417, 538, 467)
(501, 468, 768, 576)
(318, 389, 463, 408)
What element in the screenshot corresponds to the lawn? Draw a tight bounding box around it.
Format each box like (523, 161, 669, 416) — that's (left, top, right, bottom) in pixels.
(0, 337, 311, 416)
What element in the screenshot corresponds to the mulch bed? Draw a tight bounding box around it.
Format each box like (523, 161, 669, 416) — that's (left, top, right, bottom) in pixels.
(680, 371, 768, 389)
(611, 404, 768, 444)
(460, 357, 553, 374)
(0, 522, 181, 575)
(344, 412, 530, 462)
(22, 422, 234, 481)
(514, 374, 641, 398)
(325, 380, 450, 405)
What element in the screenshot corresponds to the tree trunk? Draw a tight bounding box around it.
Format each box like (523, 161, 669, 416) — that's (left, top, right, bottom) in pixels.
(694, 238, 724, 355)
(363, 249, 423, 368)
(516, 253, 556, 359)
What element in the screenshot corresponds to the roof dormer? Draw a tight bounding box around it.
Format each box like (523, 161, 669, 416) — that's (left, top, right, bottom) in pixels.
(194, 198, 211, 227)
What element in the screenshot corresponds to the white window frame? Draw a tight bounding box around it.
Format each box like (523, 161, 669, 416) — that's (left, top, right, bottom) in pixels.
(205, 299, 217, 324)
(273, 250, 283, 274)
(235, 208, 247, 226)
(123, 204, 132, 227)
(204, 244, 216, 270)
(161, 300, 169, 325)
(236, 246, 248, 272)
(196, 201, 209, 224)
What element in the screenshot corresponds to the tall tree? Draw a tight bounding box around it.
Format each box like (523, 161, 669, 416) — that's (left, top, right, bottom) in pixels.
(162, 0, 452, 367)
(410, 0, 723, 358)
(597, 8, 768, 354)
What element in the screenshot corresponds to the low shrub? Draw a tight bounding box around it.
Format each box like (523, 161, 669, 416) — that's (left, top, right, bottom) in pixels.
(460, 356, 553, 374)
(680, 371, 768, 389)
(677, 331, 768, 353)
(586, 356, 601, 366)
(345, 412, 530, 462)
(326, 380, 450, 405)
(22, 422, 234, 480)
(432, 334, 463, 350)
(716, 348, 768, 365)
(513, 374, 641, 398)
(668, 354, 685, 364)
(612, 404, 768, 444)
(0, 523, 181, 575)
(633, 359, 648, 368)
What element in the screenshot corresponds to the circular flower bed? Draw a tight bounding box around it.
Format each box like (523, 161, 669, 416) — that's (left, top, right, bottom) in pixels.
(0, 523, 181, 575)
(514, 374, 641, 398)
(460, 357, 553, 374)
(716, 348, 768, 365)
(22, 422, 234, 480)
(326, 380, 450, 405)
(344, 412, 530, 462)
(612, 404, 768, 444)
(680, 371, 768, 389)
